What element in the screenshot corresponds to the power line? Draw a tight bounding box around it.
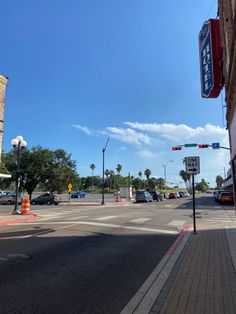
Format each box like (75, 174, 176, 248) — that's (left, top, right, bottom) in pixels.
(206, 0, 217, 19)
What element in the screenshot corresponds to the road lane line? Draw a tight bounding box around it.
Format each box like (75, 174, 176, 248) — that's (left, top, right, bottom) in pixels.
(9, 221, 178, 235)
(95, 216, 119, 221)
(67, 216, 89, 220)
(129, 218, 151, 224)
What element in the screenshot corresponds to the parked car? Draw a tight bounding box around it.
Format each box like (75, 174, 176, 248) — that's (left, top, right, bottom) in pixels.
(0, 194, 17, 205)
(214, 190, 225, 201)
(217, 191, 234, 204)
(149, 191, 163, 201)
(31, 193, 61, 205)
(71, 191, 86, 198)
(135, 191, 153, 203)
(168, 192, 177, 199)
(178, 191, 187, 198)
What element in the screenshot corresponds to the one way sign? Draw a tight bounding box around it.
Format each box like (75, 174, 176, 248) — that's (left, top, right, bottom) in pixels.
(185, 156, 200, 175)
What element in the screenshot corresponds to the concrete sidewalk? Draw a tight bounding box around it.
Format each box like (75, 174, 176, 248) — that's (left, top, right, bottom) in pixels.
(122, 222, 236, 314)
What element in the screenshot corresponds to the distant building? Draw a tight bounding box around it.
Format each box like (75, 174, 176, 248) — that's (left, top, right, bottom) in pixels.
(218, 1, 236, 197)
(0, 75, 8, 160)
(0, 75, 11, 178)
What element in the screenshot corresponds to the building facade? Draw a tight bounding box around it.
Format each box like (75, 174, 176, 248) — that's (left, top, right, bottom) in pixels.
(218, 1, 236, 199)
(0, 75, 8, 161)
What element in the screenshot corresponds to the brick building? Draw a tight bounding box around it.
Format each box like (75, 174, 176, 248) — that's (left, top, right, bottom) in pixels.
(0, 75, 11, 178)
(218, 1, 236, 198)
(0, 75, 8, 161)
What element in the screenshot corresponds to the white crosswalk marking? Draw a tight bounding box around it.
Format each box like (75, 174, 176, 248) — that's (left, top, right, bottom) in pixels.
(204, 215, 236, 223)
(96, 216, 119, 221)
(168, 220, 186, 227)
(129, 218, 151, 224)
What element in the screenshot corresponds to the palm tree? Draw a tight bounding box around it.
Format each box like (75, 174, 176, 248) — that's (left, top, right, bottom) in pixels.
(116, 164, 122, 186)
(144, 169, 151, 188)
(110, 170, 115, 189)
(116, 164, 122, 175)
(138, 171, 142, 178)
(105, 169, 110, 189)
(216, 175, 224, 189)
(90, 163, 96, 190)
(179, 170, 191, 192)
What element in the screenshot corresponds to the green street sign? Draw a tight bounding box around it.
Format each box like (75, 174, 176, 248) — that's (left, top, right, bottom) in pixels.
(184, 143, 198, 147)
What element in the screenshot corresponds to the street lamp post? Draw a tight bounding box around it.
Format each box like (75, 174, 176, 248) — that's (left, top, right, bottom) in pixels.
(11, 135, 27, 214)
(162, 160, 173, 190)
(101, 137, 110, 205)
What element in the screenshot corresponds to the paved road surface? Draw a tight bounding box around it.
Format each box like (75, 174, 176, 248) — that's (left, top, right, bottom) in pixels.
(0, 194, 234, 313)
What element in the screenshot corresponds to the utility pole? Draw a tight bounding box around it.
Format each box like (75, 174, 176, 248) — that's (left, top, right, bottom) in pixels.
(101, 137, 110, 205)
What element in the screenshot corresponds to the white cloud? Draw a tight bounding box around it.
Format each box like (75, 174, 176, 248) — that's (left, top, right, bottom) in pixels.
(72, 124, 92, 135)
(124, 122, 229, 146)
(103, 127, 152, 145)
(136, 150, 158, 159)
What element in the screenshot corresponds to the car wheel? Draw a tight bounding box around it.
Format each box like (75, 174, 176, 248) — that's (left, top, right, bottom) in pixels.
(54, 202, 58, 205)
(47, 200, 52, 205)
(7, 200, 12, 205)
(31, 201, 36, 205)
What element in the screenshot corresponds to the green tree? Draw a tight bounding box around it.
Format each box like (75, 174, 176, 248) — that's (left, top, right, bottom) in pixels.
(148, 177, 157, 190)
(156, 178, 165, 190)
(179, 170, 191, 192)
(216, 175, 224, 189)
(90, 163, 96, 190)
(43, 149, 78, 194)
(109, 170, 115, 190)
(116, 164, 122, 175)
(144, 169, 151, 187)
(196, 179, 209, 192)
(4, 146, 54, 199)
(138, 171, 142, 179)
(116, 164, 122, 187)
(132, 178, 142, 190)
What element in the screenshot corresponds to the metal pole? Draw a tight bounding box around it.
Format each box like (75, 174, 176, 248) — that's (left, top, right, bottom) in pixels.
(164, 165, 166, 190)
(13, 144, 20, 214)
(231, 157, 236, 215)
(101, 148, 105, 205)
(101, 137, 110, 205)
(192, 174, 197, 234)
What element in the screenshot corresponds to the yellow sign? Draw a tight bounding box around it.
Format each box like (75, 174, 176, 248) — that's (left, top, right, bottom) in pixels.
(68, 183, 72, 192)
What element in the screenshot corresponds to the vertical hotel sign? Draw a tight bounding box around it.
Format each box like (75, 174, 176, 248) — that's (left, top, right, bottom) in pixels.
(199, 19, 223, 98)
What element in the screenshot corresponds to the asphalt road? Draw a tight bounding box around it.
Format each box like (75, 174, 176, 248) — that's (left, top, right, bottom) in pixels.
(0, 194, 234, 313)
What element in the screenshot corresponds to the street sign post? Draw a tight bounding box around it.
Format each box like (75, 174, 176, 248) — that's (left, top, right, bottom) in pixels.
(68, 183, 73, 203)
(184, 156, 200, 234)
(185, 156, 200, 175)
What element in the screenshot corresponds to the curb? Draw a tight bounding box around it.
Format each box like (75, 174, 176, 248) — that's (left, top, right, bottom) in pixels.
(0, 214, 38, 225)
(120, 225, 191, 314)
(61, 202, 130, 207)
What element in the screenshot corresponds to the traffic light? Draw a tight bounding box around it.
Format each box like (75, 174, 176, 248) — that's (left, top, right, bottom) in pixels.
(172, 146, 182, 151)
(198, 144, 209, 148)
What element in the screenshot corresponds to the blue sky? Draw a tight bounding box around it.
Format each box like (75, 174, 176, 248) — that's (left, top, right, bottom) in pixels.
(1, 0, 229, 187)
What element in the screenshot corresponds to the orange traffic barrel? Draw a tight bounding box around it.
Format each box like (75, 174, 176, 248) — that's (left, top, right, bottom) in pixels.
(21, 196, 30, 215)
(116, 194, 121, 202)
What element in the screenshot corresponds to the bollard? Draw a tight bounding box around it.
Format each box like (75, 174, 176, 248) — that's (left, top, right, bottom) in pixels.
(21, 195, 30, 215)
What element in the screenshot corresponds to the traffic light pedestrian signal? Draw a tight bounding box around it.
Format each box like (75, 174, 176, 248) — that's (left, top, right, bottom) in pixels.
(198, 144, 209, 148)
(172, 146, 182, 151)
